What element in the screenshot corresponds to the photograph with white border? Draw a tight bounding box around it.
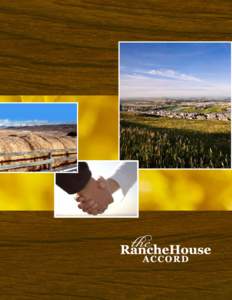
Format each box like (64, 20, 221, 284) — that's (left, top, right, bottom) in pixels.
(0, 102, 78, 173)
(119, 41, 231, 169)
(54, 160, 138, 218)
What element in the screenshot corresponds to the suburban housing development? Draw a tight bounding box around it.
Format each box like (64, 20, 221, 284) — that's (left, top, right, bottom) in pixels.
(121, 99, 231, 121)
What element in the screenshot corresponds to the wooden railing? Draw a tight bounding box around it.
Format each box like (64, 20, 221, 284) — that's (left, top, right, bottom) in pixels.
(0, 148, 77, 171)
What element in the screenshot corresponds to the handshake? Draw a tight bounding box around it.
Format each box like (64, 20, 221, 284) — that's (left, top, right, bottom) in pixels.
(56, 162, 137, 217)
(75, 177, 120, 215)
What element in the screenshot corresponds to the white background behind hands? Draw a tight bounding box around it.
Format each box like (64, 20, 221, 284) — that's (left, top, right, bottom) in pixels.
(55, 161, 138, 218)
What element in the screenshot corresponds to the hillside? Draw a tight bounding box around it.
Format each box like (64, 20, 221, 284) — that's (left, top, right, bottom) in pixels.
(0, 124, 77, 172)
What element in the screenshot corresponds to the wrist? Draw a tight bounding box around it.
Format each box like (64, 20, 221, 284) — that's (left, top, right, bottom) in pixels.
(79, 177, 95, 195)
(107, 178, 120, 194)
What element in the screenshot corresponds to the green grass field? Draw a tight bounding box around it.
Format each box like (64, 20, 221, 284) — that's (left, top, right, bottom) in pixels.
(178, 104, 228, 114)
(120, 113, 231, 168)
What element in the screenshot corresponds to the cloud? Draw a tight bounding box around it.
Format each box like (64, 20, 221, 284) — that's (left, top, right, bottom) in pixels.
(0, 119, 53, 127)
(147, 69, 202, 82)
(120, 74, 230, 98)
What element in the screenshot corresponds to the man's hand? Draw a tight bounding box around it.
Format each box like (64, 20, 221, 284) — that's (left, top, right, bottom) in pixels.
(75, 177, 113, 215)
(97, 176, 120, 194)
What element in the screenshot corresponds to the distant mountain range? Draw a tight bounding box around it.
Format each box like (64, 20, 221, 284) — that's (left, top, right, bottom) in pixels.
(0, 124, 77, 135)
(0, 123, 76, 129)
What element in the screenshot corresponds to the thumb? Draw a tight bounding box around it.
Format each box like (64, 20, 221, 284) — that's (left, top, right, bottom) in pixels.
(97, 176, 107, 189)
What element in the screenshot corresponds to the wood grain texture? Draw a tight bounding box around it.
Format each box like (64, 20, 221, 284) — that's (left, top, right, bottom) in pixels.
(0, 1, 232, 299)
(0, 0, 231, 94)
(0, 211, 231, 299)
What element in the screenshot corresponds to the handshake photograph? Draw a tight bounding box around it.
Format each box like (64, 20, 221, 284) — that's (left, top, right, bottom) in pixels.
(54, 160, 138, 218)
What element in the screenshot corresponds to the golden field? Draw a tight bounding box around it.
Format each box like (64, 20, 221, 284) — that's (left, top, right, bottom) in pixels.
(0, 125, 77, 171)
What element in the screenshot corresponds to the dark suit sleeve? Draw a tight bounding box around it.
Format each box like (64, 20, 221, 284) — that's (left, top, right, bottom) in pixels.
(56, 162, 91, 194)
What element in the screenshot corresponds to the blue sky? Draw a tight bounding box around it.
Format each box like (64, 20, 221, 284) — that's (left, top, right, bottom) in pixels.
(120, 42, 231, 98)
(0, 103, 77, 127)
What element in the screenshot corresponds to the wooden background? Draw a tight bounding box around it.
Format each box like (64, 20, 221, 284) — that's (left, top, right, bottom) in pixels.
(0, 0, 231, 94)
(0, 212, 232, 299)
(0, 0, 232, 299)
